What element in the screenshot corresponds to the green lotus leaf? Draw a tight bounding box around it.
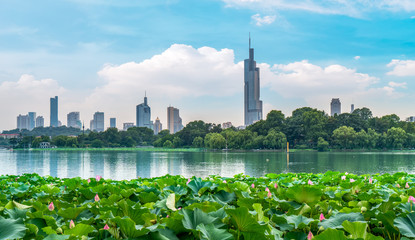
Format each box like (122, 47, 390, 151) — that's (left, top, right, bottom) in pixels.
(150, 228, 180, 240)
(213, 190, 235, 205)
(394, 212, 415, 238)
(40, 184, 61, 195)
(164, 185, 188, 195)
(63, 177, 82, 190)
(0, 217, 26, 240)
(376, 211, 399, 236)
(285, 185, 322, 204)
(182, 208, 223, 230)
(252, 203, 268, 223)
(342, 220, 368, 239)
(139, 192, 159, 204)
(57, 206, 86, 220)
(118, 200, 151, 225)
(225, 207, 267, 233)
(43, 234, 70, 240)
(187, 178, 213, 195)
(283, 231, 306, 240)
(285, 214, 314, 229)
(4, 208, 28, 220)
(314, 228, 347, 240)
(64, 223, 95, 236)
(186, 202, 222, 213)
(197, 223, 234, 240)
(166, 193, 177, 211)
(318, 212, 365, 229)
(111, 216, 150, 238)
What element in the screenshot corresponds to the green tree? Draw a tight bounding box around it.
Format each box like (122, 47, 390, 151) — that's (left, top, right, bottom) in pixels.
(163, 140, 173, 148)
(317, 137, 329, 151)
(355, 130, 369, 149)
(386, 127, 407, 149)
(332, 126, 357, 149)
(264, 129, 286, 149)
(91, 139, 104, 148)
(204, 133, 226, 149)
(192, 136, 204, 148)
(172, 136, 183, 148)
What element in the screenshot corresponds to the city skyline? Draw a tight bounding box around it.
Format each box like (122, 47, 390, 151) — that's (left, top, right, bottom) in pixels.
(1, 1, 415, 130)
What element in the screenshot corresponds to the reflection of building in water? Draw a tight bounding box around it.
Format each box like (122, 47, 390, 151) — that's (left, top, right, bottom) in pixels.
(136, 152, 152, 179)
(66, 152, 82, 178)
(0, 151, 17, 176)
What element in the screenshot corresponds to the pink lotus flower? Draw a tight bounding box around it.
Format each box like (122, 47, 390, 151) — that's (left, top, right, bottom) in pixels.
(186, 179, 191, 185)
(364, 176, 367, 180)
(103, 224, 109, 230)
(341, 176, 346, 180)
(350, 179, 355, 183)
(265, 187, 270, 193)
(95, 194, 100, 202)
(267, 191, 272, 198)
(307, 231, 314, 240)
(178, 207, 182, 210)
(345, 172, 349, 175)
(96, 175, 102, 182)
(166, 215, 170, 218)
(397, 184, 401, 188)
(406, 182, 410, 189)
(87, 179, 91, 183)
(408, 196, 415, 204)
(251, 183, 255, 188)
(369, 178, 373, 184)
(308, 180, 313, 185)
(319, 213, 325, 221)
(48, 202, 54, 211)
(223, 180, 227, 183)
(69, 220, 75, 229)
(274, 183, 278, 189)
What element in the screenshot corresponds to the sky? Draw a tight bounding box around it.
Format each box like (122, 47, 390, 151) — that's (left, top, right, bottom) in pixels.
(1, 0, 415, 131)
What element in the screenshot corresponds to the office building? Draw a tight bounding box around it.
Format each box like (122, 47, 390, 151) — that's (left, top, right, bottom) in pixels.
(123, 122, 135, 131)
(407, 116, 415, 122)
(136, 95, 153, 129)
(331, 98, 341, 116)
(17, 114, 29, 130)
(167, 106, 183, 134)
(153, 117, 162, 134)
(110, 118, 116, 128)
(90, 112, 104, 132)
(67, 112, 81, 128)
(244, 36, 263, 126)
(28, 112, 36, 130)
(36, 116, 44, 128)
(222, 122, 233, 129)
(50, 96, 58, 127)
(351, 104, 355, 113)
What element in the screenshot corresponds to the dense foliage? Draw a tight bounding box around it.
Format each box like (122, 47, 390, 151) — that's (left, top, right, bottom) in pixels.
(2, 172, 415, 239)
(6, 107, 415, 150)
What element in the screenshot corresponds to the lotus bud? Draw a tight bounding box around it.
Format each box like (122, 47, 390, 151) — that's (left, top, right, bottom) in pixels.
(397, 184, 400, 188)
(308, 179, 313, 185)
(96, 175, 102, 182)
(408, 196, 415, 204)
(361, 207, 367, 212)
(267, 191, 272, 198)
(369, 178, 373, 184)
(223, 180, 227, 183)
(319, 213, 325, 221)
(345, 172, 349, 175)
(274, 183, 278, 189)
(406, 182, 410, 189)
(341, 176, 346, 180)
(265, 187, 270, 193)
(166, 215, 170, 218)
(364, 176, 367, 180)
(56, 227, 62, 234)
(186, 179, 191, 185)
(48, 202, 54, 211)
(69, 220, 75, 229)
(87, 179, 91, 183)
(350, 179, 355, 183)
(251, 183, 255, 188)
(307, 231, 314, 240)
(94, 194, 100, 202)
(103, 224, 109, 230)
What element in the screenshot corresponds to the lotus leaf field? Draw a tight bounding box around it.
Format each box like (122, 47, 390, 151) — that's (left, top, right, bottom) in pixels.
(2, 172, 415, 240)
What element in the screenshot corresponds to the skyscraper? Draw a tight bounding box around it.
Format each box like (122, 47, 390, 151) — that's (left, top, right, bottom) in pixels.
(331, 98, 341, 116)
(351, 104, 355, 113)
(136, 95, 153, 129)
(244, 35, 263, 126)
(153, 117, 162, 135)
(50, 96, 58, 127)
(110, 118, 116, 128)
(167, 106, 183, 134)
(36, 116, 44, 128)
(28, 112, 36, 130)
(90, 112, 104, 132)
(67, 112, 81, 128)
(17, 114, 29, 130)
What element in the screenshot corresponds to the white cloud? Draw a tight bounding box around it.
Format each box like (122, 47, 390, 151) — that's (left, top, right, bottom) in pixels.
(387, 59, 415, 76)
(251, 14, 277, 26)
(354, 56, 360, 60)
(388, 81, 407, 88)
(222, 0, 415, 17)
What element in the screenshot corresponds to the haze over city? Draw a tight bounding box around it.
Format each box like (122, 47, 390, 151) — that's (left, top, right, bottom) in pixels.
(1, 0, 415, 131)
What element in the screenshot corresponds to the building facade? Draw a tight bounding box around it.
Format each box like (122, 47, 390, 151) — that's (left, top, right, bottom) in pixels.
(153, 117, 162, 134)
(167, 106, 183, 134)
(90, 112, 104, 132)
(36, 116, 44, 128)
(17, 114, 29, 130)
(110, 118, 116, 128)
(407, 116, 415, 122)
(67, 112, 81, 128)
(136, 96, 153, 129)
(123, 122, 135, 131)
(50, 96, 58, 127)
(28, 112, 36, 130)
(244, 36, 263, 126)
(331, 98, 341, 116)
(222, 122, 233, 129)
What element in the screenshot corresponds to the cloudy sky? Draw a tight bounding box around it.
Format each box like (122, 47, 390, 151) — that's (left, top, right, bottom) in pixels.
(1, 0, 415, 130)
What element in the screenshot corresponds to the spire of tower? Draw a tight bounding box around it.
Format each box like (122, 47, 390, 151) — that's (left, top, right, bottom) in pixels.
(249, 32, 251, 49)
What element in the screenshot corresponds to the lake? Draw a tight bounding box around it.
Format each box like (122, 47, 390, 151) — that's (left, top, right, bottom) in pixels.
(0, 149, 414, 180)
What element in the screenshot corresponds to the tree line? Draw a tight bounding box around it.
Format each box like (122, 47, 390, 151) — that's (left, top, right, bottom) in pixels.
(7, 107, 415, 150)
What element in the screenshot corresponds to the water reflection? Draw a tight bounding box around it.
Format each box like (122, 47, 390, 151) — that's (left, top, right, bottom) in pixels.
(2, 149, 415, 180)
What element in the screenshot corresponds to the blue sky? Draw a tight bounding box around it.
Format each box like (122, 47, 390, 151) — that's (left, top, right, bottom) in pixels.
(1, 0, 415, 130)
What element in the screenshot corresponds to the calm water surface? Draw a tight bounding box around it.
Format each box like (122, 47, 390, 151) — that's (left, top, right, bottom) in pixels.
(0, 149, 414, 180)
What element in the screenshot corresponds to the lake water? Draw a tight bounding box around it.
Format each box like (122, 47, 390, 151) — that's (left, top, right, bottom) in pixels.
(0, 149, 414, 180)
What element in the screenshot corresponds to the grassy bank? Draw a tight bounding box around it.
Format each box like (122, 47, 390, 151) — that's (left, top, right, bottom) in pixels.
(1, 172, 415, 239)
(15, 147, 205, 152)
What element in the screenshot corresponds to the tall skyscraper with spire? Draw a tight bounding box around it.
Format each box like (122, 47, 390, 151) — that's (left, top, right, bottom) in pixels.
(244, 35, 263, 126)
(136, 93, 153, 129)
(50, 96, 58, 127)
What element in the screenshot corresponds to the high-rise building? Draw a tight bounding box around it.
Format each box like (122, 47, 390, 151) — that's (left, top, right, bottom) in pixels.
(36, 116, 44, 128)
(28, 112, 36, 130)
(67, 112, 81, 128)
(110, 118, 116, 128)
(331, 98, 341, 116)
(244, 36, 263, 126)
(222, 122, 233, 129)
(407, 116, 415, 122)
(17, 114, 29, 130)
(123, 122, 135, 131)
(90, 112, 104, 132)
(50, 96, 58, 127)
(351, 104, 355, 113)
(136, 95, 153, 129)
(167, 106, 183, 134)
(153, 117, 162, 134)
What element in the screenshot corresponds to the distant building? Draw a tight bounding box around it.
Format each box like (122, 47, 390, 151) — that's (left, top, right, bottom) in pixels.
(222, 122, 233, 129)
(244, 35, 263, 126)
(330, 98, 341, 116)
(50, 96, 58, 127)
(407, 116, 415, 122)
(167, 106, 183, 134)
(28, 112, 36, 130)
(90, 112, 104, 132)
(351, 104, 355, 113)
(110, 118, 116, 128)
(0, 134, 19, 139)
(67, 112, 81, 128)
(123, 122, 135, 131)
(153, 117, 162, 134)
(39, 142, 51, 149)
(17, 114, 29, 130)
(136, 95, 153, 130)
(36, 116, 44, 128)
